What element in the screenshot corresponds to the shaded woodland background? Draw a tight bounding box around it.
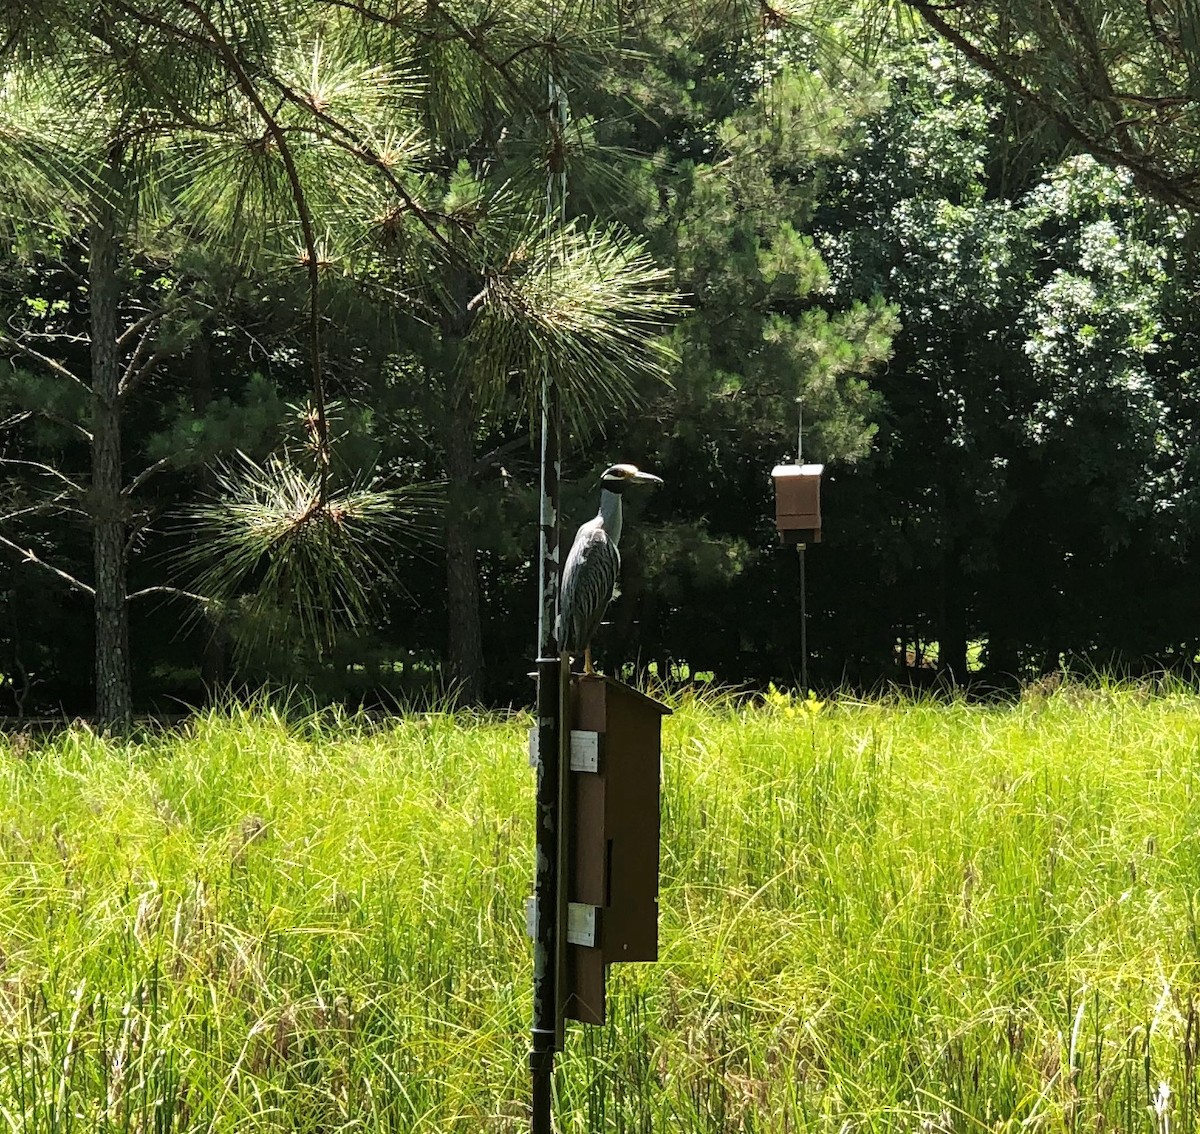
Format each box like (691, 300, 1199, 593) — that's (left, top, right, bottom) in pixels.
(4, 1, 1200, 717)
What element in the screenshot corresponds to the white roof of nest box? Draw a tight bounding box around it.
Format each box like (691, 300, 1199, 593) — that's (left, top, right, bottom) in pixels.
(771, 464, 824, 477)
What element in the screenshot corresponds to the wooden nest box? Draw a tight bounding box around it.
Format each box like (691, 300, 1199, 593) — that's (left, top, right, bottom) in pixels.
(564, 675, 671, 1025)
(772, 463, 824, 545)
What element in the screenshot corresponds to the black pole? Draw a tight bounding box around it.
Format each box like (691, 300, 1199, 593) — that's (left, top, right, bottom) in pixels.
(531, 345, 562, 1134)
(531, 67, 569, 1134)
(531, 657, 560, 1134)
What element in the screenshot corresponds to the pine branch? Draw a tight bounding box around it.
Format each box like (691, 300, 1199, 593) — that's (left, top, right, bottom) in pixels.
(115, 0, 473, 271)
(92, 11, 236, 137)
(0, 457, 84, 494)
(47, 412, 92, 441)
(115, 308, 167, 352)
(104, 1, 212, 52)
(118, 324, 155, 396)
(1, 335, 92, 396)
(16, 330, 90, 345)
(0, 411, 33, 433)
(126, 584, 212, 604)
(120, 344, 172, 399)
(318, 0, 543, 116)
(899, 0, 1200, 209)
(123, 456, 173, 496)
(265, 82, 467, 262)
(1054, 0, 1135, 152)
(176, 0, 332, 501)
(425, 0, 548, 115)
(0, 533, 95, 596)
(4, 403, 92, 441)
(0, 499, 67, 523)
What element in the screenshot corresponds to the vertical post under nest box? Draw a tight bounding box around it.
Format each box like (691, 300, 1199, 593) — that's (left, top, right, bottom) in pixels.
(772, 462, 824, 691)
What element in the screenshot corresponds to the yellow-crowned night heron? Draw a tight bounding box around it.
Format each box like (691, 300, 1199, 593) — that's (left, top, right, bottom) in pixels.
(558, 463, 662, 674)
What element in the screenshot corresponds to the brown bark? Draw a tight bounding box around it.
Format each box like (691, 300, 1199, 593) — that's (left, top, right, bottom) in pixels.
(89, 167, 131, 727)
(444, 369, 484, 702)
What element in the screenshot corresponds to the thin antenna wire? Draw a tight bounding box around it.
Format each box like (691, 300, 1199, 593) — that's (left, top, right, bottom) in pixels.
(795, 396, 803, 464)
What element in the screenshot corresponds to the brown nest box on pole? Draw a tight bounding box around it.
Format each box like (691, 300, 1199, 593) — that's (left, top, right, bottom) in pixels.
(772, 463, 824, 545)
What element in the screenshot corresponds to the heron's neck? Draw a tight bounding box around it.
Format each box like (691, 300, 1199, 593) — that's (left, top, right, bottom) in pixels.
(599, 487, 623, 547)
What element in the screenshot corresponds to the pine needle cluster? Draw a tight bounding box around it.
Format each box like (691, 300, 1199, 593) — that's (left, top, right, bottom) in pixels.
(180, 453, 439, 653)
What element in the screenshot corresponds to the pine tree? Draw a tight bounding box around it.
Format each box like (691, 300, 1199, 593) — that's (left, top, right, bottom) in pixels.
(1, 0, 690, 710)
(0, 2, 421, 721)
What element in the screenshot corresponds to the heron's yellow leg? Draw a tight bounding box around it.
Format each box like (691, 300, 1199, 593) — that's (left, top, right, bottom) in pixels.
(584, 647, 595, 675)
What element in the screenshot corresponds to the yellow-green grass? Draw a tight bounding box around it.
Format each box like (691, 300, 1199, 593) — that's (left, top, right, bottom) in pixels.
(0, 686, 1199, 1132)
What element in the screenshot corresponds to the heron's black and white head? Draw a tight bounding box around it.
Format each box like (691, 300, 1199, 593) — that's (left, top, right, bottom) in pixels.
(599, 463, 663, 495)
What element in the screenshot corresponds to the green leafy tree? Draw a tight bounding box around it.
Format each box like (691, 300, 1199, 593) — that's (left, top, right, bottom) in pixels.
(895, 0, 1200, 210)
(2, 0, 695, 710)
(815, 48, 1191, 683)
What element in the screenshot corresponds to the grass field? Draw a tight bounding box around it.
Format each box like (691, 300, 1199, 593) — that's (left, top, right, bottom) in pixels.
(1, 684, 1199, 1132)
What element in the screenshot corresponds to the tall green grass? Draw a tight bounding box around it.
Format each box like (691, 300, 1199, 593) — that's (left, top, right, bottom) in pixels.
(1, 686, 1199, 1131)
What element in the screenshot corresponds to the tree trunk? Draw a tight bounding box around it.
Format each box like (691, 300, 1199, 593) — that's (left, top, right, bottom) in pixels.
(189, 332, 226, 694)
(444, 370, 484, 702)
(89, 173, 131, 727)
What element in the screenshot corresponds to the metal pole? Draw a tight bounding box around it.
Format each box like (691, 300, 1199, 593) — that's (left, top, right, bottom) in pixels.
(798, 544, 808, 692)
(795, 398, 808, 692)
(531, 70, 569, 1134)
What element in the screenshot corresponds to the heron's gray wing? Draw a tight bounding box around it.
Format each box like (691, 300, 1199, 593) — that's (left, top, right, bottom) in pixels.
(559, 524, 620, 655)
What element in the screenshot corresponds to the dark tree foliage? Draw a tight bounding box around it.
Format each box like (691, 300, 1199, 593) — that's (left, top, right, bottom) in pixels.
(8, 9, 1200, 713)
(813, 48, 1200, 688)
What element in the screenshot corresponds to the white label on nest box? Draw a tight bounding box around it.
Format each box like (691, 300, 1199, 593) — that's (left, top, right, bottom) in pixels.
(528, 729, 600, 772)
(569, 731, 599, 772)
(567, 903, 598, 947)
(525, 899, 598, 946)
